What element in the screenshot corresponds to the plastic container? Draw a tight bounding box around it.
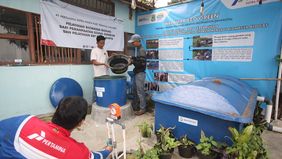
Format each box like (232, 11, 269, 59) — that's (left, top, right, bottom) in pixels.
(94, 75, 127, 107)
(152, 76, 257, 144)
(49, 78, 83, 108)
(108, 54, 130, 74)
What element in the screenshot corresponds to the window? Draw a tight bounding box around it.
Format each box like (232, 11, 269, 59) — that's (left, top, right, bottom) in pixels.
(0, 8, 30, 64)
(0, 2, 135, 66)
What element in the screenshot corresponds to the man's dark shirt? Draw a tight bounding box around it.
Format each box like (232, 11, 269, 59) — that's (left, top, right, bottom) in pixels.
(132, 56, 146, 74)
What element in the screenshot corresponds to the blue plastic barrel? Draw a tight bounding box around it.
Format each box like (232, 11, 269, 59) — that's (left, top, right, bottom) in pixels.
(94, 75, 127, 107)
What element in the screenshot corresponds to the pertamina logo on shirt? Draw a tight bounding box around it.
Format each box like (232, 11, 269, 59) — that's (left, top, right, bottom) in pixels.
(27, 131, 66, 153)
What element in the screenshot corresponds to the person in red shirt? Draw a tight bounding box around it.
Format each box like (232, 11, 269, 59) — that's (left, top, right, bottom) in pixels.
(0, 96, 112, 159)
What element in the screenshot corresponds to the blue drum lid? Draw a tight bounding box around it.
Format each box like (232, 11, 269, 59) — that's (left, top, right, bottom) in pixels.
(49, 78, 83, 108)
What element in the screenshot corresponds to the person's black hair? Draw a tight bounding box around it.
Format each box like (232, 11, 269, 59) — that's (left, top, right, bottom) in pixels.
(96, 35, 106, 42)
(52, 96, 88, 130)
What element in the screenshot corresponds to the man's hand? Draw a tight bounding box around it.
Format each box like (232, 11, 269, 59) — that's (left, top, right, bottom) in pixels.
(104, 63, 110, 68)
(105, 138, 113, 152)
(110, 53, 118, 57)
(105, 146, 113, 152)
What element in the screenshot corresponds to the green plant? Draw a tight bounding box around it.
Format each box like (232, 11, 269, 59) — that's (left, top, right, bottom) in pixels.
(133, 138, 144, 159)
(132, 137, 159, 159)
(137, 121, 153, 138)
(196, 131, 219, 156)
(156, 125, 175, 140)
(226, 125, 268, 159)
(179, 135, 195, 147)
(250, 126, 268, 159)
(253, 104, 267, 134)
(143, 147, 159, 159)
(156, 126, 180, 153)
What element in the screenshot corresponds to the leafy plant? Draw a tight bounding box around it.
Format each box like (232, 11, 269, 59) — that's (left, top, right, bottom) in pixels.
(156, 126, 180, 153)
(143, 147, 159, 159)
(250, 126, 268, 159)
(226, 124, 268, 159)
(196, 131, 219, 156)
(179, 135, 195, 147)
(132, 137, 159, 159)
(156, 125, 174, 141)
(133, 138, 144, 159)
(253, 104, 267, 134)
(137, 121, 153, 138)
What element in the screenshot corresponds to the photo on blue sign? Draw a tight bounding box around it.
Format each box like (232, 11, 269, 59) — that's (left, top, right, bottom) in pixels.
(154, 72, 168, 82)
(146, 39, 159, 49)
(146, 50, 159, 59)
(193, 35, 213, 47)
(193, 49, 212, 61)
(147, 61, 159, 70)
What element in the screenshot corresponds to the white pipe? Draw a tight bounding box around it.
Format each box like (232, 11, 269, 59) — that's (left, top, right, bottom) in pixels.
(105, 119, 114, 159)
(274, 46, 282, 120)
(272, 125, 282, 132)
(265, 104, 273, 123)
(106, 122, 111, 139)
(123, 128, 126, 159)
(111, 123, 118, 159)
(257, 96, 265, 102)
(268, 124, 282, 133)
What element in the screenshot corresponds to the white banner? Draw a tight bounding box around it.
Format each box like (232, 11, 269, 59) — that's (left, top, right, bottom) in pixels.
(40, 0, 124, 51)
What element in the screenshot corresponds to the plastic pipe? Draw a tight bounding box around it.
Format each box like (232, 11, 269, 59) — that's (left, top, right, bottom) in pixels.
(256, 96, 273, 123)
(268, 124, 282, 133)
(265, 104, 273, 123)
(257, 96, 282, 133)
(257, 96, 265, 102)
(122, 128, 126, 159)
(274, 46, 282, 120)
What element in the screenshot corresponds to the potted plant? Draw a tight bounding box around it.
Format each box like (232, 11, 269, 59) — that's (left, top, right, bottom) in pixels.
(156, 127, 181, 159)
(137, 121, 153, 138)
(156, 125, 174, 142)
(143, 147, 159, 159)
(196, 131, 219, 159)
(178, 135, 195, 158)
(226, 124, 268, 159)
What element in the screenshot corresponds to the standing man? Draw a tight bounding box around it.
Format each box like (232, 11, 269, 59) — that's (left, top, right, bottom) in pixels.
(91, 35, 110, 77)
(91, 35, 109, 103)
(0, 96, 112, 159)
(128, 34, 147, 116)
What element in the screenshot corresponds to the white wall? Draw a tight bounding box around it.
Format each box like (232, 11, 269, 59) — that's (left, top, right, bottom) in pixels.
(0, 65, 93, 119)
(0, 0, 135, 119)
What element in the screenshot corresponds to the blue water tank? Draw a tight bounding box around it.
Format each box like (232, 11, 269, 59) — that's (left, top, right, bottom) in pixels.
(94, 75, 127, 107)
(152, 76, 257, 144)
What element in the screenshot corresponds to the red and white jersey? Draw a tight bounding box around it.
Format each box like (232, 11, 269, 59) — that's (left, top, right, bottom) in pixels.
(14, 116, 94, 159)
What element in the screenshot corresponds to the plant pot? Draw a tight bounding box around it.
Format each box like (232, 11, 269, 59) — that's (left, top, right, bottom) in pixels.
(178, 145, 195, 158)
(169, 148, 174, 153)
(197, 151, 218, 159)
(159, 152, 173, 159)
(141, 131, 151, 138)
